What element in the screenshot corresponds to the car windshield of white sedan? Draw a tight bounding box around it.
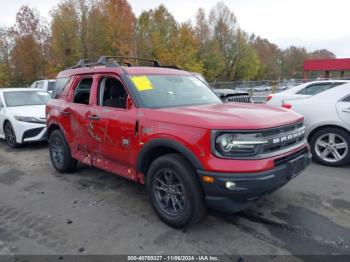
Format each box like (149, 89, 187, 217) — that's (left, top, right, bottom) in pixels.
(130, 75, 221, 108)
(4, 91, 50, 107)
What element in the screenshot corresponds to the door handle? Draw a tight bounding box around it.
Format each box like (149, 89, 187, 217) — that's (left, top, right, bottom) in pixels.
(60, 110, 70, 116)
(342, 109, 350, 113)
(88, 115, 100, 121)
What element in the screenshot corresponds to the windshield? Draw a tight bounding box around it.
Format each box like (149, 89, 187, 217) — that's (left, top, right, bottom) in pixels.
(192, 73, 210, 86)
(4, 91, 50, 107)
(130, 75, 221, 108)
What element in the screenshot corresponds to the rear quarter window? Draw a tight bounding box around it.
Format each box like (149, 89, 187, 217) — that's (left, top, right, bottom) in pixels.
(52, 77, 71, 99)
(297, 83, 333, 95)
(342, 95, 350, 102)
(333, 82, 346, 87)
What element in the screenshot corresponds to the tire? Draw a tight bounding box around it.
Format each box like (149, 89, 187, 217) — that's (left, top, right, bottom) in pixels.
(49, 129, 77, 173)
(309, 127, 350, 167)
(146, 153, 206, 228)
(4, 122, 20, 148)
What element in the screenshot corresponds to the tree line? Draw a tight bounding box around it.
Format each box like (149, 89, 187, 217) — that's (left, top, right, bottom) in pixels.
(0, 0, 336, 87)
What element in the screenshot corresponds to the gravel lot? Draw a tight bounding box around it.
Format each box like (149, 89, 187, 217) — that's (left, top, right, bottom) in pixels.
(0, 141, 349, 259)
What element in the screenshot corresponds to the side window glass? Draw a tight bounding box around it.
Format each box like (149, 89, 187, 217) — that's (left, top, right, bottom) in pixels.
(47, 81, 55, 91)
(97, 77, 127, 109)
(297, 83, 332, 95)
(296, 87, 306, 95)
(73, 78, 93, 105)
(36, 81, 44, 90)
(342, 95, 350, 102)
(333, 82, 346, 87)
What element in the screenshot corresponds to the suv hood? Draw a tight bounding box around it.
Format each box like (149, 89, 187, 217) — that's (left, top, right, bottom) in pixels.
(6, 105, 46, 119)
(144, 103, 303, 130)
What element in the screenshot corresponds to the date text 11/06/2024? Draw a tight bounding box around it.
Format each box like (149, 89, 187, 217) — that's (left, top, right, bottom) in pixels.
(127, 255, 220, 261)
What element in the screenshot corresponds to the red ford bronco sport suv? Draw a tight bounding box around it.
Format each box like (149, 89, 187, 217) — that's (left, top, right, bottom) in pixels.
(46, 56, 310, 228)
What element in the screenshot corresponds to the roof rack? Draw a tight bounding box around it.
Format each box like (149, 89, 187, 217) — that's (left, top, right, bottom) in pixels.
(97, 56, 161, 67)
(66, 56, 181, 70)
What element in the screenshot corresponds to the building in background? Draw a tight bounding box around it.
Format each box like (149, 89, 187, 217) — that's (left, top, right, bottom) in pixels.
(304, 58, 350, 79)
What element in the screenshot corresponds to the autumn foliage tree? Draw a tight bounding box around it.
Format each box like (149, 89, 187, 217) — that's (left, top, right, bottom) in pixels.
(233, 30, 260, 80)
(136, 5, 202, 72)
(252, 36, 282, 80)
(195, 8, 224, 82)
(283, 46, 309, 79)
(100, 0, 136, 56)
(0, 0, 339, 87)
(0, 27, 13, 86)
(50, 0, 135, 72)
(209, 1, 238, 80)
(10, 6, 49, 85)
(136, 5, 178, 62)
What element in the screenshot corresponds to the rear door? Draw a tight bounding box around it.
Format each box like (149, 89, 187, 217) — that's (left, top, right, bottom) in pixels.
(63, 76, 95, 164)
(336, 94, 350, 126)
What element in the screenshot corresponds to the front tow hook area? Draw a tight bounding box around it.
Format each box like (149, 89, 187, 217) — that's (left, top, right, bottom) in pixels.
(287, 153, 312, 179)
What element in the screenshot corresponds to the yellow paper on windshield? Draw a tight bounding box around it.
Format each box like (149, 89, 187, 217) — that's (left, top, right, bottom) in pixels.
(131, 76, 153, 91)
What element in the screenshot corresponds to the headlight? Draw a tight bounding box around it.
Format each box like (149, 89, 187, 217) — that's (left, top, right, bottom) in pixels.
(214, 132, 267, 157)
(14, 116, 46, 124)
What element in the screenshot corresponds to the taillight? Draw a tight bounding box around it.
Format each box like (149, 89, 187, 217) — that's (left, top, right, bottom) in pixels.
(267, 95, 272, 102)
(282, 103, 292, 109)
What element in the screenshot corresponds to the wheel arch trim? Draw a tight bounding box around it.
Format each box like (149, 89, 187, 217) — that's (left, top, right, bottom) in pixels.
(136, 139, 204, 174)
(307, 122, 350, 141)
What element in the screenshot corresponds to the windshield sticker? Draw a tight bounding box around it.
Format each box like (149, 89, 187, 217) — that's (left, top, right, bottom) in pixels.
(131, 76, 154, 91)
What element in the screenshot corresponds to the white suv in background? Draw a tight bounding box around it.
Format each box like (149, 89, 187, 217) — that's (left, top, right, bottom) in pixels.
(266, 80, 349, 107)
(282, 83, 350, 167)
(30, 79, 56, 93)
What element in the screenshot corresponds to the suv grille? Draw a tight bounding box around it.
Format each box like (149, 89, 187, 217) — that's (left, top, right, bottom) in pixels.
(225, 95, 252, 103)
(261, 122, 305, 154)
(274, 147, 309, 167)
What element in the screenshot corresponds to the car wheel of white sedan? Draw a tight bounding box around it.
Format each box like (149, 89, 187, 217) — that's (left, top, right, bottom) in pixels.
(4, 122, 19, 148)
(310, 127, 350, 167)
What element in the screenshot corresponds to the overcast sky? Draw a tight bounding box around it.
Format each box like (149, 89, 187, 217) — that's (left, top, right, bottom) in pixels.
(1, 0, 349, 57)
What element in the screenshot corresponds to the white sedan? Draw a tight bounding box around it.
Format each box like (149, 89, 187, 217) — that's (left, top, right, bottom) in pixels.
(0, 88, 50, 148)
(282, 83, 350, 167)
(267, 80, 349, 106)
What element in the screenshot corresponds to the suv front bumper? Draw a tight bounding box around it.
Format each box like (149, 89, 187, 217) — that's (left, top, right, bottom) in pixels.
(197, 150, 311, 213)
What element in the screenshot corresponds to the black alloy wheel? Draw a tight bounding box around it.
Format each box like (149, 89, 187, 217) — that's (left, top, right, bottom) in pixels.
(4, 122, 19, 148)
(153, 168, 186, 216)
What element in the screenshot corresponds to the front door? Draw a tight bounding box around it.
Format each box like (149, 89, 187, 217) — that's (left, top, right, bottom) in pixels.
(89, 75, 138, 179)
